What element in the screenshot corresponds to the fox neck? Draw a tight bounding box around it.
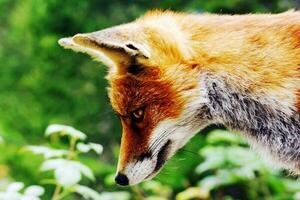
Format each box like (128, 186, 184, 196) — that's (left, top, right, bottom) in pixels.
(198, 74, 300, 172)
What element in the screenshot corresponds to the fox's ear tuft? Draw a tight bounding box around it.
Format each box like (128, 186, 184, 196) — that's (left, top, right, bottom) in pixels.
(58, 27, 150, 75)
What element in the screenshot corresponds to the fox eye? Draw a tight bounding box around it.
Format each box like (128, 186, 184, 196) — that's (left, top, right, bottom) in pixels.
(131, 109, 144, 122)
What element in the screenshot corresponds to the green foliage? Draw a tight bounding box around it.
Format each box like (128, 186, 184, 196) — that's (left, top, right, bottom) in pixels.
(6, 124, 131, 200)
(0, 0, 299, 199)
(178, 130, 300, 200)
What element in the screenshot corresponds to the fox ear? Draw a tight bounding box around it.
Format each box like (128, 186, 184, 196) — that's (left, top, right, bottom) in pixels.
(58, 27, 150, 74)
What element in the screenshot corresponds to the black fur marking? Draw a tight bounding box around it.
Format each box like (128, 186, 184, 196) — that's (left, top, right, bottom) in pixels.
(154, 140, 171, 172)
(138, 151, 152, 162)
(129, 120, 142, 136)
(127, 64, 144, 75)
(126, 44, 139, 50)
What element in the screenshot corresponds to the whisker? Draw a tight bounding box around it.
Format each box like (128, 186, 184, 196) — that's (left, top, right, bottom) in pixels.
(164, 165, 181, 171)
(178, 149, 200, 157)
(153, 177, 164, 183)
(157, 171, 174, 177)
(150, 131, 170, 153)
(154, 174, 176, 183)
(150, 132, 173, 159)
(148, 118, 197, 160)
(149, 124, 183, 160)
(148, 129, 168, 152)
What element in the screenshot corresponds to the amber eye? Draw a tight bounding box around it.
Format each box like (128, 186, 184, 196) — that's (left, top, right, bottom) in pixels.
(131, 109, 144, 122)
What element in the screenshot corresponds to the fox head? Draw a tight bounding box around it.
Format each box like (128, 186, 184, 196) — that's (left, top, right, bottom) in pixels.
(59, 11, 211, 185)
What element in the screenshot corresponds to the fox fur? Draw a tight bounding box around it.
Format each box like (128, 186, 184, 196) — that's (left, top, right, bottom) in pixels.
(59, 10, 300, 185)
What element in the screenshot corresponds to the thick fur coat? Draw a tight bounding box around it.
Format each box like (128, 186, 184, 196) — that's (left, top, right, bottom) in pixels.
(59, 10, 300, 185)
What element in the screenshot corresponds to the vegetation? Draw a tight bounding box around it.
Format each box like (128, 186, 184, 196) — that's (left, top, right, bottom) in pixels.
(0, 0, 299, 199)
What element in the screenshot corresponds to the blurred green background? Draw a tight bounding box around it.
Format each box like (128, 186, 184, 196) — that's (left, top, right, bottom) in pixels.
(0, 0, 299, 199)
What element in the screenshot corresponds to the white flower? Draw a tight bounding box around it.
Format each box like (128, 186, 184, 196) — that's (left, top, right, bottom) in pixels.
(76, 143, 90, 153)
(41, 159, 95, 187)
(73, 185, 102, 200)
(24, 186, 44, 197)
(45, 124, 87, 140)
(27, 146, 68, 159)
(55, 164, 81, 187)
(20, 196, 40, 200)
(77, 143, 103, 154)
(0, 183, 44, 200)
(88, 143, 103, 154)
(73, 185, 131, 200)
(7, 182, 24, 192)
(0, 192, 21, 200)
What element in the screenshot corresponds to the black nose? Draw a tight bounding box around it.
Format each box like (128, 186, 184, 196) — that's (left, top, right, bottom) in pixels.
(115, 172, 129, 186)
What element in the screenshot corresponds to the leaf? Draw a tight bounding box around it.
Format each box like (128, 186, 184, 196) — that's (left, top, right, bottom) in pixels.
(226, 146, 258, 166)
(98, 192, 131, 200)
(45, 124, 87, 140)
(195, 156, 225, 174)
(141, 180, 172, 198)
(144, 197, 168, 200)
(198, 176, 221, 191)
(233, 167, 256, 179)
(282, 179, 300, 192)
(196, 146, 225, 174)
(198, 170, 242, 191)
(24, 185, 45, 197)
(199, 146, 225, 158)
(217, 169, 240, 184)
(74, 185, 131, 200)
(294, 192, 300, 200)
(207, 129, 246, 145)
(176, 187, 209, 200)
(7, 182, 24, 192)
(27, 146, 68, 159)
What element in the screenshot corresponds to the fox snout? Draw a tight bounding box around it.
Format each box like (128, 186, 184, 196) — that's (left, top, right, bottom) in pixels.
(109, 75, 193, 185)
(115, 139, 172, 186)
(114, 104, 204, 186)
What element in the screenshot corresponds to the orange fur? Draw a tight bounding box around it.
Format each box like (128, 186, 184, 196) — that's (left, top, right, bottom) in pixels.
(297, 90, 300, 111)
(135, 10, 300, 110)
(59, 10, 300, 183)
(109, 74, 185, 167)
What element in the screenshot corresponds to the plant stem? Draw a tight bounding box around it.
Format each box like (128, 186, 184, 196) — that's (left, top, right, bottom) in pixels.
(51, 184, 62, 200)
(67, 137, 77, 160)
(58, 188, 72, 200)
(132, 185, 145, 200)
(51, 137, 78, 200)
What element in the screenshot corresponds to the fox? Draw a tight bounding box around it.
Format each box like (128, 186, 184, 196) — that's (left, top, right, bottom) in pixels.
(58, 10, 300, 186)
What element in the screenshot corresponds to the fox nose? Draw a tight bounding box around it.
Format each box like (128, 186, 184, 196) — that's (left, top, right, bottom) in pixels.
(115, 172, 129, 186)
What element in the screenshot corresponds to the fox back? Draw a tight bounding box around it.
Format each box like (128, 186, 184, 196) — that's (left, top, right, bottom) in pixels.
(59, 10, 300, 186)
